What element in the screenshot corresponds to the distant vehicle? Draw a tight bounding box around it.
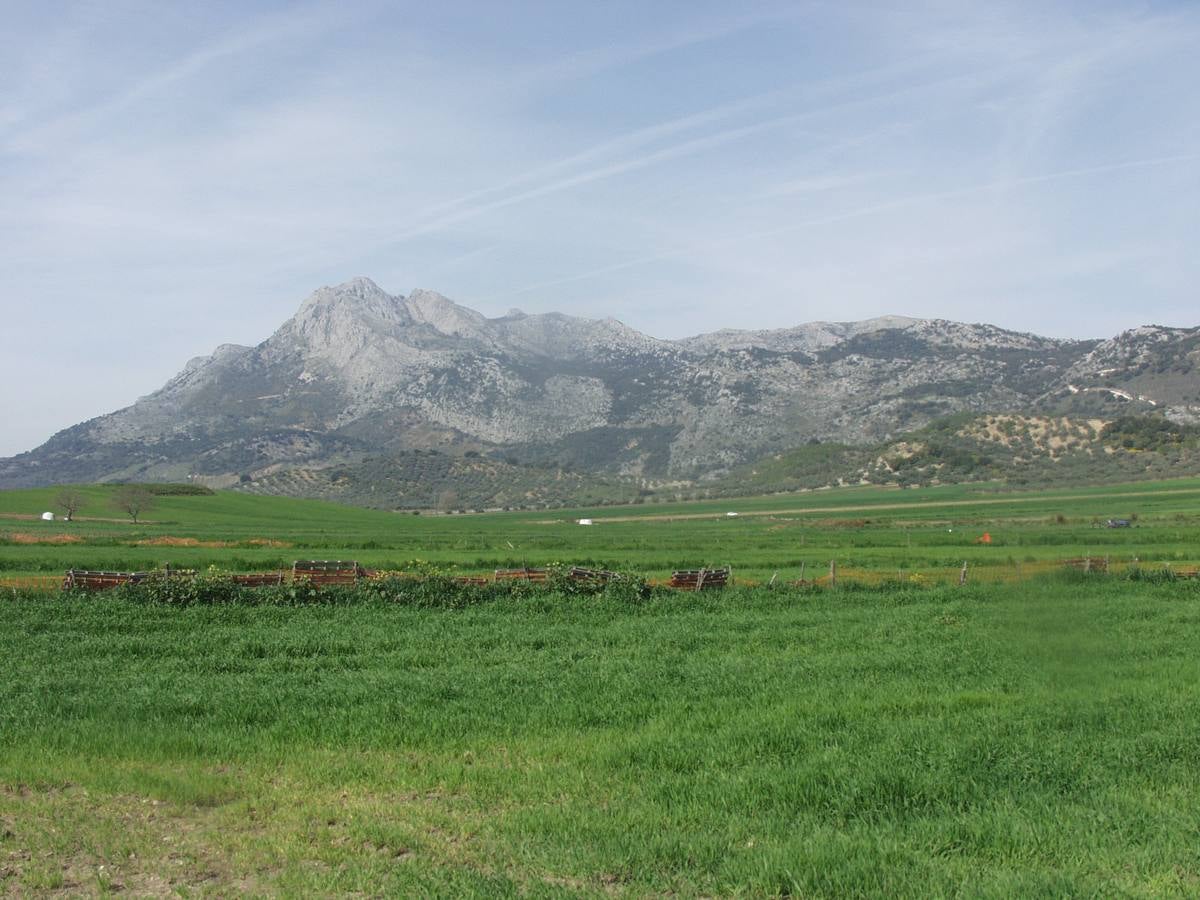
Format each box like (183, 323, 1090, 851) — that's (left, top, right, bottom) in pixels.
(41, 511, 54, 521)
(726, 511, 739, 517)
(577, 518, 593, 526)
(1105, 519, 1132, 528)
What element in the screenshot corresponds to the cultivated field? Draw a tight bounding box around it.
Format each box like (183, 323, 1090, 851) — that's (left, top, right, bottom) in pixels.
(2, 477, 1200, 583)
(2, 479, 1200, 895)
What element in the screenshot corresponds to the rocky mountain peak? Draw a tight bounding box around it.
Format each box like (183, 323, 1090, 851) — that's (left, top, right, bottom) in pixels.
(275, 277, 414, 363)
(293, 277, 407, 325)
(404, 289, 489, 338)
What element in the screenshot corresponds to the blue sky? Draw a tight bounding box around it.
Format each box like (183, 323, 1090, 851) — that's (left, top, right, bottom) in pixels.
(2, 1, 1198, 455)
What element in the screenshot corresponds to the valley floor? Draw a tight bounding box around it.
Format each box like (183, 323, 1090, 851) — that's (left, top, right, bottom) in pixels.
(4, 477, 1200, 582)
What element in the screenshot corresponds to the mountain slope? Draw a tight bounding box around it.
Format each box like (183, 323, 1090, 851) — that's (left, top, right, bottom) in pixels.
(2, 277, 1197, 492)
(707, 413, 1200, 498)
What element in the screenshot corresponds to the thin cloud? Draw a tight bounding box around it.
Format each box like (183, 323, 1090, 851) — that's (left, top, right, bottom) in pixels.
(504, 6, 812, 92)
(4, 3, 354, 152)
(380, 64, 1017, 246)
(490, 152, 1200, 301)
(756, 172, 881, 198)
(401, 51, 945, 228)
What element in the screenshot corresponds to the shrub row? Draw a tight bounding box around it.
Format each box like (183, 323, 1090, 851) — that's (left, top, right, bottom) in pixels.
(18, 564, 1196, 605)
(90, 570, 655, 607)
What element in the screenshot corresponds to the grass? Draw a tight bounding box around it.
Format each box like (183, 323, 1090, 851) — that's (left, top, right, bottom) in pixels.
(2, 478, 1200, 893)
(2, 579, 1199, 895)
(3, 476, 1200, 580)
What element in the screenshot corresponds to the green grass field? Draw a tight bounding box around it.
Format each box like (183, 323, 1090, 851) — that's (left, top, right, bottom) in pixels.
(2, 479, 1200, 895)
(2, 581, 1198, 895)
(3, 476, 1200, 582)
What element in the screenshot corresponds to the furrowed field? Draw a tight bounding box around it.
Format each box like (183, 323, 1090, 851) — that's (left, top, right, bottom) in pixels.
(2, 479, 1200, 895)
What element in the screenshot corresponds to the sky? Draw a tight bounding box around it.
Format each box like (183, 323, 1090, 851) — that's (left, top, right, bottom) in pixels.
(2, 0, 1199, 456)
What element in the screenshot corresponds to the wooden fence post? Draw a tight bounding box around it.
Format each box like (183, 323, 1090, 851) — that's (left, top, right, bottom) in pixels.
(959, 560, 968, 586)
(829, 559, 837, 588)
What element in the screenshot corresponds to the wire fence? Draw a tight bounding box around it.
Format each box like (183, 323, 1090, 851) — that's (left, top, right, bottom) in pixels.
(735, 558, 1200, 588)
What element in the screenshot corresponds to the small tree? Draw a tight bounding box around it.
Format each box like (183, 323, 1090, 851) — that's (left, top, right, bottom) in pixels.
(55, 488, 86, 522)
(112, 485, 155, 524)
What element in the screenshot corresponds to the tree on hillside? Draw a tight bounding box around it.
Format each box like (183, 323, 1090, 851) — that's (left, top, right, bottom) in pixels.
(54, 488, 86, 522)
(112, 485, 155, 524)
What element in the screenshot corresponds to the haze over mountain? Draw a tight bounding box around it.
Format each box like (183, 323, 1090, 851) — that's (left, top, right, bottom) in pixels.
(2, 278, 1197, 498)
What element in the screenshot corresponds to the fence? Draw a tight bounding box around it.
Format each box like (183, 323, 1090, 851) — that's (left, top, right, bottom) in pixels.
(727, 558, 1199, 588)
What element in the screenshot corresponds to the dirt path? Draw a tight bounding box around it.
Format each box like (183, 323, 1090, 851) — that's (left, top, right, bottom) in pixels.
(562, 486, 1200, 524)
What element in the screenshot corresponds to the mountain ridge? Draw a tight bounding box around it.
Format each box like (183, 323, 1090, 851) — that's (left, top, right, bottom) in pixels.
(2, 277, 1197, 494)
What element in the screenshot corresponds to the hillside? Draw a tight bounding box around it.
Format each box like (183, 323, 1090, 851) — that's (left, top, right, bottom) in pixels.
(1, 278, 1197, 495)
(709, 413, 1200, 498)
(232, 450, 640, 511)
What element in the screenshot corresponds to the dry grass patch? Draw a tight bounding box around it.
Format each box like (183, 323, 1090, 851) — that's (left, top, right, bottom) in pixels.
(1, 783, 242, 896)
(0, 755, 551, 897)
(128, 536, 292, 549)
(4, 533, 83, 545)
(133, 536, 230, 548)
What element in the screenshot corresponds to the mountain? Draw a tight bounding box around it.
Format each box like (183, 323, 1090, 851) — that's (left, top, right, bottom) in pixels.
(2, 277, 1198, 501)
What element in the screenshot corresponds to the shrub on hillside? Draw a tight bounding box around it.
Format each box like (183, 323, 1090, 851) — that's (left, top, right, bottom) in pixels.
(1102, 416, 1199, 452)
(145, 483, 216, 496)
